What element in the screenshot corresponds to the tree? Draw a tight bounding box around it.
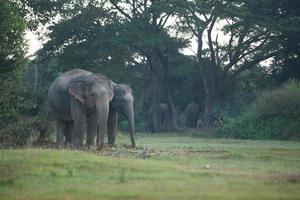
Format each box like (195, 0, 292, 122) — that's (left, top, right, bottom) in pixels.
(175, 0, 284, 126)
(262, 0, 300, 82)
(29, 0, 188, 132)
(0, 0, 27, 127)
(108, 0, 188, 131)
(16, 0, 299, 133)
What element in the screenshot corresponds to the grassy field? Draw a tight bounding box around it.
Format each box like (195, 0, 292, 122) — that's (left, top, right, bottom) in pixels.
(1, 133, 300, 200)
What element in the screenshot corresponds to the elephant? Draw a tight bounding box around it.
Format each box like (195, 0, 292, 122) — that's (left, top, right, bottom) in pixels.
(107, 84, 136, 147)
(48, 68, 136, 148)
(184, 102, 201, 128)
(146, 103, 170, 132)
(48, 69, 113, 148)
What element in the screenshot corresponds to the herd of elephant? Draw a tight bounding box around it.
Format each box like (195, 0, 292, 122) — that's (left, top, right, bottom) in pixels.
(48, 69, 135, 149)
(146, 102, 222, 132)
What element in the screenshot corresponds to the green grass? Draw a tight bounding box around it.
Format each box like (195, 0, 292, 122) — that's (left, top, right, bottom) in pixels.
(1, 133, 300, 200)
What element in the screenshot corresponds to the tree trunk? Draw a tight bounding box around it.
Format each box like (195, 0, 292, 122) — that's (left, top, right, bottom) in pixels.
(200, 60, 221, 127)
(156, 50, 179, 131)
(163, 78, 178, 131)
(203, 95, 215, 127)
(147, 69, 162, 133)
(33, 64, 38, 93)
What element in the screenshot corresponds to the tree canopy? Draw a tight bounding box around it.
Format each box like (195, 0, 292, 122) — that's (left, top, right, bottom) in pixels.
(1, 0, 299, 135)
(0, 0, 27, 128)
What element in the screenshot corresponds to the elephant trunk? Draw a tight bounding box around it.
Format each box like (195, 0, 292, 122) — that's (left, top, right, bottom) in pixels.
(124, 104, 136, 147)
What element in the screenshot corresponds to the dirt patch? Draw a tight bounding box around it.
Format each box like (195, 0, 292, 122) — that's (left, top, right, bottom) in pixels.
(87, 144, 176, 159)
(89, 145, 229, 159)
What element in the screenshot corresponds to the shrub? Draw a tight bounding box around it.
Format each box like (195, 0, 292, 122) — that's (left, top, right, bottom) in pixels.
(217, 80, 300, 140)
(255, 80, 300, 119)
(0, 116, 54, 148)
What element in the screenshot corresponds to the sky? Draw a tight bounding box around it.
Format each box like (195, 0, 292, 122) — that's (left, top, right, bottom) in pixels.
(25, 31, 43, 56)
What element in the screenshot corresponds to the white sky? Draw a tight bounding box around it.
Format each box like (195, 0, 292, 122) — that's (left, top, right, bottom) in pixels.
(25, 31, 42, 56)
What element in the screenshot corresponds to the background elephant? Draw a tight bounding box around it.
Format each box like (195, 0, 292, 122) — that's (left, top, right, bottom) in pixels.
(48, 69, 113, 148)
(146, 103, 170, 132)
(107, 84, 136, 147)
(184, 102, 201, 128)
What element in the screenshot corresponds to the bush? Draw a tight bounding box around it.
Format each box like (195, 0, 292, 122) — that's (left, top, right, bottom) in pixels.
(0, 116, 54, 148)
(255, 80, 300, 119)
(217, 80, 300, 140)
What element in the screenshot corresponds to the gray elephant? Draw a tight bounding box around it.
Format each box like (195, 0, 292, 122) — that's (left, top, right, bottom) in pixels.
(48, 69, 113, 148)
(107, 84, 135, 147)
(184, 102, 201, 128)
(146, 103, 170, 132)
(48, 69, 136, 148)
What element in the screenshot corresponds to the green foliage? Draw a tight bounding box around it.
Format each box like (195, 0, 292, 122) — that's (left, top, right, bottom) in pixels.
(169, 54, 203, 111)
(218, 81, 300, 140)
(215, 67, 277, 119)
(246, 0, 300, 82)
(6, 0, 299, 137)
(255, 80, 300, 119)
(0, 116, 54, 147)
(0, 0, 28, 129)
(219, 113, 300, 140)
(0, 0, 27, 73)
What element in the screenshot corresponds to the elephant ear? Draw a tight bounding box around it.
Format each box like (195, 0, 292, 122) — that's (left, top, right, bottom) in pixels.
(68, 81, 85, 104)
(108, 80, 115, 101)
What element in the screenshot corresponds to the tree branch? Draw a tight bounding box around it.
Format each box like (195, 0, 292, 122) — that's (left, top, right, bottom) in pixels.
(207, 16, 217, 65)
(224, 51, 277, 86)
(237, 38, 269, 63)
(109, 0, 132, 20)
(182, 16, 198, 36)
(158, 13, 171, 28)
(225, 19, 234, 63)
(215, 34, 221, 68)
(222, 24, 249, 78)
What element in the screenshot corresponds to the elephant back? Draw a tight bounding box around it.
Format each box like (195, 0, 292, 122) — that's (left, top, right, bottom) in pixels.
(48, 69, 93, 120)
(53, 69, 93, 92)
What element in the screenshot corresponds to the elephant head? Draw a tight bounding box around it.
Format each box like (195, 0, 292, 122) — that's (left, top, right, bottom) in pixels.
(68, 74, 113, 112)
(109, 84, 136, 147)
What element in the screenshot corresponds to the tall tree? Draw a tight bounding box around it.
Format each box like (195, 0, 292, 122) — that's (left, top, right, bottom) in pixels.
(108, 0, 188, 131)
(32, 0, 188, 132)
(0, 0, 27, 127)
(261, 0, 300, 82)
(175, 0, 284, 126)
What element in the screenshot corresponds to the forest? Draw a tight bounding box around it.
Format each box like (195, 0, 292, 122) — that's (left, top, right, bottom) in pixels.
(1, 0, 299, 145)
(1, 0, 300, 199)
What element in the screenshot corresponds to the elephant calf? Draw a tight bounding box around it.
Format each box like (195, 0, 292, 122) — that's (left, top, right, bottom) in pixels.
(48, 68, 136, 149)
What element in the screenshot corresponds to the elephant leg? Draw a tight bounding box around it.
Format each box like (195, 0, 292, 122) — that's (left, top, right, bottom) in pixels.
(65, 122, 74, 146)
(55, 119, 66, 148)
(108, 108, 118, 146)
(97, 100, 109, 149)
(70, 99, 86, 148)
(96, 126, 99, 144)
(86, 113, 98, 146)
